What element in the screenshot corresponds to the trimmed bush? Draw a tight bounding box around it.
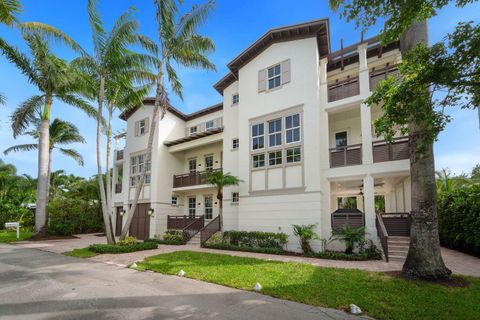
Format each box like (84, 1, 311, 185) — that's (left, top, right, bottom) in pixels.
(438, 184, 480, 256)
(163, 230, 187, 243)
(118, 236, 138, 246)
(48, 198, 103, 236)
(88, 241, 158, 254)
(145, 238, 185, 246)
(203, 242, 285, 255)
(223, 230, 288, 249)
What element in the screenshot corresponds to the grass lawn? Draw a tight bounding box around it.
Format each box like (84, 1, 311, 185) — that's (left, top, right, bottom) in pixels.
(0, 230, 32, 243)
(137, 251, 480, 320)
(63, 248, 98, 258)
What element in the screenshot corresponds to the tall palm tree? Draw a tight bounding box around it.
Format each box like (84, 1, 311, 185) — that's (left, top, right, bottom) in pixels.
(72, 0, 157, 244)
(204, 171, 241, 232)
(120, 0, 216, 240)
(0, 31, 95, 236)
(4, 118, 86, 200)
(0, 0, 22, 26)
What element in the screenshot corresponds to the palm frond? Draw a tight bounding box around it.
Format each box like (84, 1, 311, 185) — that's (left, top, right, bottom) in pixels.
(0, 0, 22, 27)
(56, 93, 97, 120)
(0, 92, 5, 105)
(88, 0, 107, 60)
(50, 118, 86, 145)
(11, 95, 44, 137)
(155, 0, 178, 41)
(133, 34, 158, 56)
(165, 62, 183, 100)
(0, 37, 39, 87)
(59, 148, 85, 166)
(3, 143, 38, 155)
(175, 0, 216, 39)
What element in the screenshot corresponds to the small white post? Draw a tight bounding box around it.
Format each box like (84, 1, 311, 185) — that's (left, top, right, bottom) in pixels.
(16, 224, 19, 239)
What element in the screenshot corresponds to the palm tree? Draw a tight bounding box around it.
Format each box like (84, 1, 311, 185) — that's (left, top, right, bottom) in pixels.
(4, 118, 86, 200)
(72, 0, 157, 244)
(0, 0, 22, 26)
(0, 31, 95, 236)
(204, 171, 241, 232)
(120, 0, 216, 240)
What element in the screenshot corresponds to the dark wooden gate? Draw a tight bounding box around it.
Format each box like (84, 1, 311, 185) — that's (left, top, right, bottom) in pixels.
(129, 203, 150, 240)
(115, 207, 123, 236)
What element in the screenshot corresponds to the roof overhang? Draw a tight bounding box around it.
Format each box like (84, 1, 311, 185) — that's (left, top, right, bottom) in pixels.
(164, 127, 224, 147)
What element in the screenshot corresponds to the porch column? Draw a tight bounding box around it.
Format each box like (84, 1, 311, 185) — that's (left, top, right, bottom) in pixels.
(358, 43, 373, 165)
(363, 174, 376, 237)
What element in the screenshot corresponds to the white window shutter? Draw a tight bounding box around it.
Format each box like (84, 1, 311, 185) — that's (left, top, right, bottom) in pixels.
(281, 59, 291, 84)
(258, 69, 266, 93)
(144, 118, 149, 134)
(134, 121, 139, 137)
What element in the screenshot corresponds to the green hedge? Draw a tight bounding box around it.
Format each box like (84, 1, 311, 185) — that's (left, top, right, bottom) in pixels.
(203, 242, 285, 255)
(0, 203, 33, 229)
(88, 241, 158, 254)
(223, 230, 288, 249)
(438, 184, 480, 256)
(145, 238, 185, 246)
(312, 250, 382, 261)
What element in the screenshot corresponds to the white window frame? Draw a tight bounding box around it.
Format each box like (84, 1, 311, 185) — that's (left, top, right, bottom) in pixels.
(267, 64, 281, 90)
(204, 155, 214, 172)
(130, 153, 151, 187)
(204, 195, 213, 219)
(268, 150, 282, 166)
(232, 192, 239, 203)
(232, 138, 239, 150)
(285, 114, 301, 144)
(252, 153, 265, 168)
(171, 196, 178, 205)
(189, 126, 198, 136)
(188, 197, 196, 217)
(268, 118, 282, 147)
(188, 158, 197, 174)
(335, 130, 348, 148)
(286, 147, 302, 163)
(232, 93, 239, 105)
(251, 123, 265, 150)
(205, 120, 215, 131)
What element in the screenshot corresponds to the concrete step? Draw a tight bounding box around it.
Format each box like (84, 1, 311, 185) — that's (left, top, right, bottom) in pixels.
(388, 245, 409, 251)
(389, 255, 407, 262)
(187, 233, 201, 245)
(389, 250, 408, 257)
(388, 239, 410, 245)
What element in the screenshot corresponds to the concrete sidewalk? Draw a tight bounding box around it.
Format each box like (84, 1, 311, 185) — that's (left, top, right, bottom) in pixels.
(0, 244, 371, 320)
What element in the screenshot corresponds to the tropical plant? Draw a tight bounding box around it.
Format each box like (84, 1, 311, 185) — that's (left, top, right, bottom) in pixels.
(330, 226, 366, 254)
(0, 30, 95, 236)
(69, 0, 157, 244)
(327, 0, 477, 280)
(204, 171, 241, 232)
(292, 224, 321, 255)
(0, 0, 22, 26)
(120, 0, 217, 240)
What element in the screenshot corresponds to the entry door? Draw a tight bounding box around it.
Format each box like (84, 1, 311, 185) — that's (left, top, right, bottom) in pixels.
(188, 197, 196, 217)
(129, 203, 150, 240)
(204, 195, 213, 220)
(115, 207, 123, 236)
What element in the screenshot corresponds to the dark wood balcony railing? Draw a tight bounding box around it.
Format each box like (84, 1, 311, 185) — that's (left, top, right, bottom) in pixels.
(369, 65, 398, 91)
(328, 76, 360, 102)
(173, 168, 222, 188)
(373, 137, 409, 163)
(115, 183, 122, 194)
(331, 209, 365, 231)
(115, 149, 124, 161)
(329, 144, 362, 168)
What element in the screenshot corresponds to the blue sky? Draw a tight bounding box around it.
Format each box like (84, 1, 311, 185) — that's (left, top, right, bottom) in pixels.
(0, 0, 479, 178)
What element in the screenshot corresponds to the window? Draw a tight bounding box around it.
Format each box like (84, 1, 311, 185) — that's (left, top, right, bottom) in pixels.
(252, 154, 265, 168)
(205, 120, 215, 131)
(171, 196, 178, 205)
(232, 192, 239, 203)
(130, 176, 137, 187)
(130, 157, 137, 174)
(232, 138, 239, 150)
(188, 158, 197, 173)
(130, 153, 151, 186)
(205, 155, 214, 172)
(268, 118, 282, 147)
(286, 147, 301, 163)
(188, 197, 196, 217)
(135, 118, 148, 136)
(268, 151, 282, 166)
(204, 195, 213, 219)
(189, 126, 197, 136)
(335, 131, 348, 148)
(337, 196, 357, 209)
(144, 173, 151, 184)
(138, 154, 145, 173)
(232, 94, 239, 105)
(267, 64, 281, 90)
(285, 114, 300, 143)
(251, 123, 264, 150)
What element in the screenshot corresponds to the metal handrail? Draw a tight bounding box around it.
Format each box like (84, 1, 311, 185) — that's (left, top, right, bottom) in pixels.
(376, 213, 389, 262)
(182, 215, 205, 241)
(200, 215, 221, 245)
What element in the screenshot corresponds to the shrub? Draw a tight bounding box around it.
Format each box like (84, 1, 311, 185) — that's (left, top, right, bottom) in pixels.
(223, 230, 288, 249)
(162, 230, 186, 242)
(118, 236, 138, 246)
(314, 250, 382, 261)
(330, 226, 365, 254)
(48, 198, 103, 236)
(88, 241, 158, 254)
(203, 242, 285, 255)
(292, 224, 320, 255)
(145, 238, 184, 245)
(0, 203, 33, 228)
(438, 184, 480, 256)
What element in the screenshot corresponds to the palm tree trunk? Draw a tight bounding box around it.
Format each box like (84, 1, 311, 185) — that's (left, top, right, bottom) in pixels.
(34, 97, 52, 236)
(96, 76, 115, 244)
(105, 107, 113, 217)
(45, 147, 53, 226)
(120, 61, 164, 240)
(400, 21, 451, 279)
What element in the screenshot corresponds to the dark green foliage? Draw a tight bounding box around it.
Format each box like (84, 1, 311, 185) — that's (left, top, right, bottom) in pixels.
(438, 184, 480, 256)
(330, 226, 366, 254)
(292, 224, 320, 255)
(223, 230, 288, 249)
(88, 241, 158, 254)
(145, 238, 185, 246)
(0, 203, 33, 228)
(203, 242, 285, 255)
(313, 250, 382, 261)
(163, 230, 187, 243)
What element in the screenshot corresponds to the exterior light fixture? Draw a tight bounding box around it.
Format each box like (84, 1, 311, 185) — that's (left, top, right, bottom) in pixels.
(147, 208, 154, 216)
(120, 210, 126, 216)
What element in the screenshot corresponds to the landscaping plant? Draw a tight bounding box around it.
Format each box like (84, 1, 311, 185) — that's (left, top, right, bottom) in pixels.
(292, 224, 321, 255)
(330, 226, 365, 254)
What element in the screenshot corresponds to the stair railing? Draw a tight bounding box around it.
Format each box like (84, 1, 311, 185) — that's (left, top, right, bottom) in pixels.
(200, 215, 221, 245)
(376, 213, 390, 262)
(182, 215, 204, 242)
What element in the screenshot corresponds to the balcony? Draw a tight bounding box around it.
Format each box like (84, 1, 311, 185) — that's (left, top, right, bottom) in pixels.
(115, 183, 122, 194)
(373, 137, 409, 163)
(327, 77, 360, 103)
(369, 65, 398, 91)
(329, 144, 362, 168)
(173, 168, 222, 189)
(115, 149, 124, 161)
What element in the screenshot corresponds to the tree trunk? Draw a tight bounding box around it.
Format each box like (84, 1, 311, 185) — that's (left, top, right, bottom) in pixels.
(120, 60, 166, 240)
(45, 147, 53, 227)
(105, 107, 113, 218)
(34, 111, 51, 236)
(96, 76, 115, 245)
(400, 21, 451, 280)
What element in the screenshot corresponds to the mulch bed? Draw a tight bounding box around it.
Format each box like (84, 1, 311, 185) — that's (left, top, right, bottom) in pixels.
(28, 235, 79, 241)
(385, 271, 470, 287)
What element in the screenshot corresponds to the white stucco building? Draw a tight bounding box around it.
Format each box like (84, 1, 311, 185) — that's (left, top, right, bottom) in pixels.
(112, 19, 412, 260)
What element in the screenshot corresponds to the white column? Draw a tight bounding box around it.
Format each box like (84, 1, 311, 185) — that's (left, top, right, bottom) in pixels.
(363, 174, 376, 238)
(358, 43, 373, 165)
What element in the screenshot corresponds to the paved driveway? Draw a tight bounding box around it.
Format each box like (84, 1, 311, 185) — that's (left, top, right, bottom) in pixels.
(0, 244, 369, 320)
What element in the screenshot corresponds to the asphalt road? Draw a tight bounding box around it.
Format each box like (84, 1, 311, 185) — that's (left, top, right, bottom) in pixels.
(0, 244, 369, 320)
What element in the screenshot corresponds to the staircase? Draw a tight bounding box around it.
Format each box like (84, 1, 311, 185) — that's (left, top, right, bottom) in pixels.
(387, 236, 410, 262)
(187, 233, 201, 246)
